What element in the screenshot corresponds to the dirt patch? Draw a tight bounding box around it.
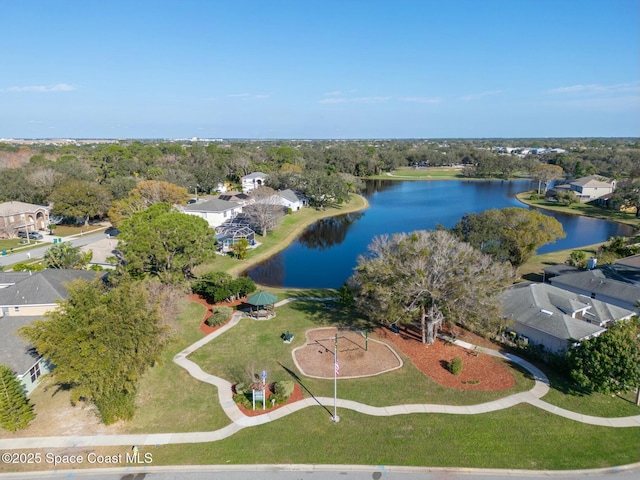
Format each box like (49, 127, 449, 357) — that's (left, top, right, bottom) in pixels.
(377, 327, 516, 391)
(293, 327, 402, 378)
(0, 378, 123, 439)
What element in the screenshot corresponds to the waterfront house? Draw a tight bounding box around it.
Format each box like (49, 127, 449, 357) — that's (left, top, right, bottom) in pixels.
(549, 269, 640, 312)
(278, 189, 308, 210)
(182, 198, 242, 228)
(501, 282, 634, 353)
(551, 175, 616, 202)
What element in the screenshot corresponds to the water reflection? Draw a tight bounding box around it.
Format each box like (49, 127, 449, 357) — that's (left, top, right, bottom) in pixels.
(246, 252, 286, 286)
(298, 212, 365, 250)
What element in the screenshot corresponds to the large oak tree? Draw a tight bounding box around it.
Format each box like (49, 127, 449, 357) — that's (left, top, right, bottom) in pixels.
(20, 279, 170, 424)
(348, 230, 514, 344)
(452, 208, 565, 267)
(118, 203, 216, 283)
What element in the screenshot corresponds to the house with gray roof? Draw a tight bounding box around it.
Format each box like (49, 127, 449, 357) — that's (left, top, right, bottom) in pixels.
(549, 269, 640, 312)
(241, 172, 269, 194)
(278, 189, 308, 210)
(0, 269, 98, 317)
(501, 282, 634, 353)
(0, 269, 100, 394)
(182, 198, 242, 228)
(0, 316, 52, 395)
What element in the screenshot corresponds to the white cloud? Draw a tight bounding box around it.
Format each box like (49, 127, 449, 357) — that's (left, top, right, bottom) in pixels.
(1, 83, 76, 93)
(323, 90, 343, 96)
(399, 96, 443, 104)
(459, 90, 502, 101)
(547, 81, 640, 96)
(319, 96, 390, 104)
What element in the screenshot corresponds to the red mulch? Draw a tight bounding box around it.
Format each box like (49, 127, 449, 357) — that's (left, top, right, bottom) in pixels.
(234, 382, 305, 417)
(187, 293, 244, 335)
(376, 327, 516, 391)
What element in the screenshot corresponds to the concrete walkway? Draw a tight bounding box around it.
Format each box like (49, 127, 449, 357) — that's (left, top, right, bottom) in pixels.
(2, 302, 639, 451)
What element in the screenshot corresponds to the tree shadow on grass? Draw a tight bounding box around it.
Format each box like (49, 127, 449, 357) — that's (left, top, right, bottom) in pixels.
(278, 362, 333, 418)
(285, 298, 373, 329)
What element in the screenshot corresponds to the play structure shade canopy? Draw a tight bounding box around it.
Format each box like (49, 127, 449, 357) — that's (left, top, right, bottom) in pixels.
(245, 291, 278, 306)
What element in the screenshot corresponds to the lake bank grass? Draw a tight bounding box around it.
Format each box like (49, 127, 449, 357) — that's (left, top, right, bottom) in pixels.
(516, 191, 640, 228)
(196, 193, 369, 278)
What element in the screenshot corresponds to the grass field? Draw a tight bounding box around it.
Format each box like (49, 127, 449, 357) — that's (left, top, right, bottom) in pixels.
(369, 166, 465, 180)
(145, 297, 639, 469)
(189, 299, 535, 406)
(146, 405, 640, 469)
(122, 299, 231, 434)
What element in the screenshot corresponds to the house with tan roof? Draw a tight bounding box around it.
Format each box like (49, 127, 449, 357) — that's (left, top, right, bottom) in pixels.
(552, 175, 616, 202)
(0, 201, 50, 238)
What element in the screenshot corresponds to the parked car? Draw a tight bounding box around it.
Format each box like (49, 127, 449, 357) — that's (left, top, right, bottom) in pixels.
(18, 231, 43, 240)
(187, 198, 197, 204)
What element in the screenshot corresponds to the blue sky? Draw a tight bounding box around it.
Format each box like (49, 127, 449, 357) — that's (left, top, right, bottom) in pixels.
(1, 0, 638, 139)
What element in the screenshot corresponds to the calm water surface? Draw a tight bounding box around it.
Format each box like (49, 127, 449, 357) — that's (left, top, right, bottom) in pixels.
(247, 180, 634, 288)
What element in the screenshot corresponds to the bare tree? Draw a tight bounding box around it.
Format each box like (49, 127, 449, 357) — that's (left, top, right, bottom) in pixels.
(349, 230, 515, 344)
(244, 187, 285, 236)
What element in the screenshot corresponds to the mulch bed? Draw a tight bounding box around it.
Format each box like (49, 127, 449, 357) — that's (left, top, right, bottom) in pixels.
(187, 293, 244, 335)
(234, 383, 305, 417)
(376, 326, 515, 391)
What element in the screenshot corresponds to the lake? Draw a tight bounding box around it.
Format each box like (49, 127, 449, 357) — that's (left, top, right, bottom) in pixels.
(246, 180, 634, 289)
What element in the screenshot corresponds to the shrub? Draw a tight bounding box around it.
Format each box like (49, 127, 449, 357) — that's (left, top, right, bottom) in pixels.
(233, 393, 252, 409)
(448, 357, 463, 375)
(234, 382, 248, 395)
(206, 306, 233, 327)
(273, 380, 295, 402)
(529, 192, 540, 201)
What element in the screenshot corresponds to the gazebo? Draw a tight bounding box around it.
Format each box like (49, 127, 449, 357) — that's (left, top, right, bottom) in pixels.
(245, 291, 278, 319)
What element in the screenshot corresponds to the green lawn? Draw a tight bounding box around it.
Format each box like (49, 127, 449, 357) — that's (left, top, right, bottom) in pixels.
(516, 191, 640, 228)
(517, 242, 605, 282)
(542, 370, 640, 418)
(149, 405, 639, 469)
(190, 300, 534, 407)
(369, 166, 465, 180)
(121, 300, 231, 434)
(50, 224, 107, 237)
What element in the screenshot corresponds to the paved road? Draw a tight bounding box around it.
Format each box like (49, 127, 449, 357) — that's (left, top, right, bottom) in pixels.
(0, 231, 107, 268)
(1, 464, 640, 480)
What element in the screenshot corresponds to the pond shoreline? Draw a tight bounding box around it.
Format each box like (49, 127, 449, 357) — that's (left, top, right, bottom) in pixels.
(226, 194, 370, 278)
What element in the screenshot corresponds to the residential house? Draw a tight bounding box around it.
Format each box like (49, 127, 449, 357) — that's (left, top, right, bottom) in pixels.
(0, 269, 100, 394)
(241, 172, 269, 194)
(501, 282, 634, 353)
(278, 189, 308, 211)
(218, 191, 251, 205)
(0, 315, 52, 395)
(182, 198, 242, 228)
(549, 269, 640, 312)
(551, 175, 616, 202)
(0, 201, 50, 238)
(0, 269, 98, 317)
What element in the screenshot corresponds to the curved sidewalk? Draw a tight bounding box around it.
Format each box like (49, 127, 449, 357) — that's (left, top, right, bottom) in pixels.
(1, 307, 639, 451)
